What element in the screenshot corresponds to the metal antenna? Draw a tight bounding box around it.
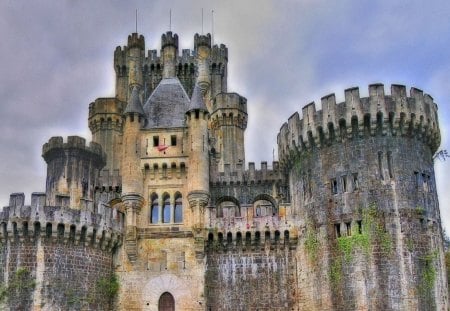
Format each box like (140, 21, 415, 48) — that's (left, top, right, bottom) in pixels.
(211, 10, 215, 45)
(201, 8, 204, 34)
(169, 9, 172, 31)
(135, 9, 138, 33)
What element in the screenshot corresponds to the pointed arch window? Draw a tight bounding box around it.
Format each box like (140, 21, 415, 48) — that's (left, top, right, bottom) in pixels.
(151, 193, 159, 224)
(174, 193, 183, 223)
(163, 194, 171, 223)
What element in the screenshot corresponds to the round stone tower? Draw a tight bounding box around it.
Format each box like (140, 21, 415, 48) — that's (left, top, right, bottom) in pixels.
(278, 84, 447, 310)
(42, 136, 106, 209)
(161, 31, 178, 79)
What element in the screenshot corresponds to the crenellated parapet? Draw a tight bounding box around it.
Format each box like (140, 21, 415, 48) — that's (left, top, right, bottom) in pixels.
(42, 136, 106, 208)
(127, 32, 145, 50)
(161, 31, 178, 49)
(211, 44, 228, 67)
(88, 97, 126, 133)
(278, 84, 441, 167)
(42, 136, 105, 164)
(0, 193, 124, 251)
(210, 93, 247, 129)
(210, 161, 282, 185)
(194, 33, 211, 50)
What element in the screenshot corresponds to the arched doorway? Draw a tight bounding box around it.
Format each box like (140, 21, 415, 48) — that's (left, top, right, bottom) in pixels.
(158, 292, 175, 311)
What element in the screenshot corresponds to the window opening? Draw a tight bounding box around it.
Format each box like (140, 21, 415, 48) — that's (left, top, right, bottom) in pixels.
(378, 151, 384, 180)
(171, 135, 177, 146)
(153, 136, 159, 147)
(387, 151, 393, 179)
(331, 178, 338, 194)
(163, 196, 170, 223)
(335, 223, 341, 238)
(341, 175, 347, 192)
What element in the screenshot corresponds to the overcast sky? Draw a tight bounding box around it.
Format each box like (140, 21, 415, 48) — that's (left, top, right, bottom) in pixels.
(1, 0, 449, 232)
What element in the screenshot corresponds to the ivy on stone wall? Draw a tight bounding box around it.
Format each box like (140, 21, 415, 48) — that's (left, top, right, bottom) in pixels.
(329, 203, 393, 285)
(0, 268, 36, 305)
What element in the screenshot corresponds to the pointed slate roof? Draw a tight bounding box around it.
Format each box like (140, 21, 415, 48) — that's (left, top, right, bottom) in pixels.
(187, 83, 208, 113)
(124, 87, 145, 116)
(143, 77, 190, 128)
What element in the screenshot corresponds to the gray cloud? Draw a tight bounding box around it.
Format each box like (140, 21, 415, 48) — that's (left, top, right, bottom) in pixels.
(1, 0, 449, 232)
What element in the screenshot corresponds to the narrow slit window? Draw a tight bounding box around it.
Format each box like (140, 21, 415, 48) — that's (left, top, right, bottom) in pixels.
(387, 151, 393, 179)
(346, 222, 351, 236)
(414, 171, 420, 189)
(335, 223, 341, 238)
(352, 173, 359, 191)
(357, 220, 362, 234)
(341, 175, 347, 193)
(331, 178, 338, 195)
(378, 151, 384, 180)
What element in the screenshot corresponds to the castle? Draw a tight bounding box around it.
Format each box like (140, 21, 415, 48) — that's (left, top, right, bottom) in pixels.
(0, 29, 448, 311)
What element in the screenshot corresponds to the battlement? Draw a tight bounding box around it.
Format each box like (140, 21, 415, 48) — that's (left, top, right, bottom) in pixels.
(0, 193, 124, 251)
(206, 227, 297, 251)
(42, 136, 106, 165)
(211, 161, 282, 184)
(278, 84, 441, 165)
(211, 92, 247, 114)
(127, 32, 145, 50)
(161, 31, 178, 49)
(88, 97, 126, 116)
(211, 44, 228, 63)
(194, 33, 211, 49)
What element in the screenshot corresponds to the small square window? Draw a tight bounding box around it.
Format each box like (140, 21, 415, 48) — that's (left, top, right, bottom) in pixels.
(153, 136, 159, 147)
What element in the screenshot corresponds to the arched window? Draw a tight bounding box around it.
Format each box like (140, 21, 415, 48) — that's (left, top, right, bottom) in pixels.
(174, 193, 183, 223)
(163, 194, 170, 223)
(158, 292, 175, 311)
(151, 193, 159, 224)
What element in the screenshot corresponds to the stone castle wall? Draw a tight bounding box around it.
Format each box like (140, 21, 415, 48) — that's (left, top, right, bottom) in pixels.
(0, 193, 123, 310)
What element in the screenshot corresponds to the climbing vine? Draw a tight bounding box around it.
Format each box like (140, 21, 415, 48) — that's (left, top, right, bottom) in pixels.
(304, 224, 320, 262)
(0, 267, 36, 304)
(419, 251, 438, 299)
(329, 203, 393, 283)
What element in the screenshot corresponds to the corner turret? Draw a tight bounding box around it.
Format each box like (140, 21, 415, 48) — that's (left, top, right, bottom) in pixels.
(121, 87, 145, 262)
(186, 84, 210, 240)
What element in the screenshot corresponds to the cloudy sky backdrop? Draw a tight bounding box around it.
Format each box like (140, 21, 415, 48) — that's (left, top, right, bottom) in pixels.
(1, 0, 449, 231)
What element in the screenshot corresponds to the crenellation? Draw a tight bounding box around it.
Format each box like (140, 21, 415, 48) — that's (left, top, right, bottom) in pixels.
(278, 84, 442, 168)
(2, 26, 448, 310)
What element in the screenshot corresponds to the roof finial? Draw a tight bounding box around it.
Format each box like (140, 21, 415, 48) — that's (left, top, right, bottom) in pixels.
(201, 8, 204, 35)
(169, 9, 172, 31)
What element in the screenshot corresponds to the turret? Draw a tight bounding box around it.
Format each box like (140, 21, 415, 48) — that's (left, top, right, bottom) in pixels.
(194, 33, 211, 93)
(161, 31, 178, 78)
(121, 87, 145, 262)
(210, 93, 248, 172)
(186, 84, 210, 233)
(210, 43, 228, 98)
(114, 33, 145, 102)
(42, 136, 105, 209)
(88, 97, 126, 191)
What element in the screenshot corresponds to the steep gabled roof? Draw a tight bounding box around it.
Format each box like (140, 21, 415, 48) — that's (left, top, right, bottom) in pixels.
(143, 77, 190, 128)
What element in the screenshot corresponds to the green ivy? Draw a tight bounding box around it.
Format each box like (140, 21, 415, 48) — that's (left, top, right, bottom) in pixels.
(419, 251, 438, 298)
(96, 274, 120, 299)
(0, 267, 36, 304)
(304, 225, 320, 262)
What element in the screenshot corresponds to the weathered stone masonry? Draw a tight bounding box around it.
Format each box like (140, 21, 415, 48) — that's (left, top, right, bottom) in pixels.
(0, 27, 448, 311)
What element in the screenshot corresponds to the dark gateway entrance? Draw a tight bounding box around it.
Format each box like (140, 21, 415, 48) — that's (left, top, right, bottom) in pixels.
(158, 292, 175, 311)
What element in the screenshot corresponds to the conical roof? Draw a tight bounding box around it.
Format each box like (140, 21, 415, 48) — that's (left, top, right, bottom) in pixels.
(124, 87, 145, 116)
(143, 77, 190, 128)
(187, 83, 208, 113)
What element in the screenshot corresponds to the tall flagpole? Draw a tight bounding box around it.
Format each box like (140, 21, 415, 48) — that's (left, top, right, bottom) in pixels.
(135, 9, 138, 33)
(201, 8, 204, 35)
(169, 9, 172, 31)
(211, 10, 215, 45)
